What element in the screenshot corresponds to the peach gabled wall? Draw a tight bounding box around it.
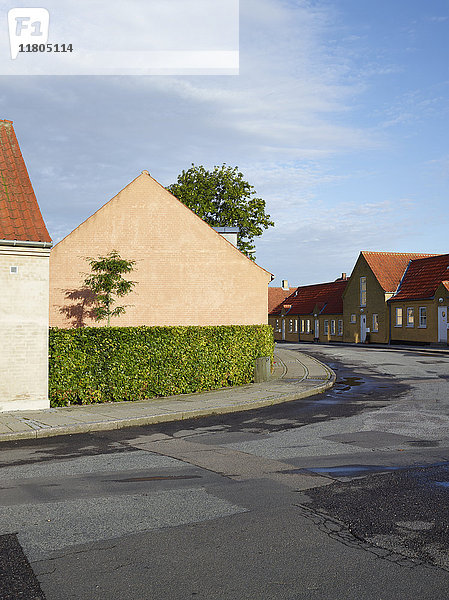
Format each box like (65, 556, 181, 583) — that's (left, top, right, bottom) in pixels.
(50, 172, 271, 328)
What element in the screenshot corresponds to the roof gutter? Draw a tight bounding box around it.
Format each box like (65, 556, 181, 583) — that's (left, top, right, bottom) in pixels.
(0, 239, 52, 249)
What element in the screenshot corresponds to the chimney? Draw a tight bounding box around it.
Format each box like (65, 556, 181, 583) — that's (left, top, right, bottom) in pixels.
(341, 273, 347, 280)
(281, 279, 289, 290)
(213, 227, 239, 247)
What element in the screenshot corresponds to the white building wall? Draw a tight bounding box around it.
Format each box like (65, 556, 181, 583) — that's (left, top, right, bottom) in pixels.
(0, 245, 50, 412)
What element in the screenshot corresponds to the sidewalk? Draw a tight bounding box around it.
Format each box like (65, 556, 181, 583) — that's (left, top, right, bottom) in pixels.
(0, 348, 335, 443)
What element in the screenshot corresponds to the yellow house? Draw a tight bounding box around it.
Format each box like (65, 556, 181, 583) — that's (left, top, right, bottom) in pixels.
(388, 254, 449, 345)
(49, 171, 272, 328)
(269, 277, 347, 343)
(343, 251, 437, 343)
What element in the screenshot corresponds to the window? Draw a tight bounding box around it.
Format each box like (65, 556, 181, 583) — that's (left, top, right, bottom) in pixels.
(406, 307, 414, 327)
(324, 320, 329, 334)
(300, 319, 304, 333)
(294, 319, 298, 333)
(10, 266, 18, 274)
(338, 319, 343, 335)
(289, 319, 293, 333)
(275, 319, 280, 332)
(395, 307, 403, 327)
(360, 277, 367, 307)
(350, 314, 356, 323)
(419, 307, 427, 328)
(372, 314, 379, 332)
(330, 320, 336, 335)
(305, 319, 311, 333)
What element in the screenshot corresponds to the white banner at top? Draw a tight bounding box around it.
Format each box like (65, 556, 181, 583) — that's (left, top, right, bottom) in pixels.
(0, 0, 239, 75)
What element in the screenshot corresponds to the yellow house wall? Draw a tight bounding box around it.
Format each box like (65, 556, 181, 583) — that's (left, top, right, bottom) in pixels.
(389, 291, 449, 344)
(50, 173, 271, 328)
(319, 315, 344, 342)
(269, 315, 282, 341)
(343, 255, 390, 343)
(269, 315, 300, 342)
(298, 316, 315, 342)
(269, 313, 344, 343)
(284, 315, 299, 342)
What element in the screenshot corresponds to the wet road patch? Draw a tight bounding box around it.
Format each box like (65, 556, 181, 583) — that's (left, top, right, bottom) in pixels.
(0, 533, 46, 599)
(301, 462, 449, 570)
(110, 475, 202, 482)
(323, 430, 415, 448)
(292, 464, 402, 478)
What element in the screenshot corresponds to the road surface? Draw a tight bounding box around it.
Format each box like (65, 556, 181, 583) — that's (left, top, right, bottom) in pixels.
(1, 343, 449, 599)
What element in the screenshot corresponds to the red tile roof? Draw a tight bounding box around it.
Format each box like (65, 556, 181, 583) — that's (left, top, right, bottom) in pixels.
(389, 254, 449, 301)
(270, 279, 348, 316)
(0, 119, 51, 243)
(362, 251, 439, 292)
(268, 286, 294, 312)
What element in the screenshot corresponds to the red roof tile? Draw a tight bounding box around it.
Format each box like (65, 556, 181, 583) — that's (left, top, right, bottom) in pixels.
(389, 254, 449, 301)
(0, 120, 51, 243)
(361, 251, 439, 292)
(268, 286, 294, 312)
(270, 279, 348, 316)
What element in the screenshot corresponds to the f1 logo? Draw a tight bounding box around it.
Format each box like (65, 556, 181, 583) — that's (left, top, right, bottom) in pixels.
(8, 8, 50, 59)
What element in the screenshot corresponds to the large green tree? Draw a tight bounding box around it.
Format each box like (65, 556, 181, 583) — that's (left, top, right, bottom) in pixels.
(167, 164, 274, 259)
(84, 250, 136, 326)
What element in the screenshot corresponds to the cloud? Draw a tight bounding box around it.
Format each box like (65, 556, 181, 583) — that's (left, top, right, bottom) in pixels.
(2, 0, 445, 286)
(256, 195, 423, 286)
(426, 155, 449, 180)
(374, 88, 448, 130)
(1, 0, 381, 244)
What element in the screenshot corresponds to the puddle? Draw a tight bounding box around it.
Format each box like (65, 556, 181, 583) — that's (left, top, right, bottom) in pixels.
(110, 475, 202, 482)
(407, 440, 440, 448)
(435, 482, 449, 488)
(334, 376, 364, 392)
(315, 398, 340, 405)
(293, 464, 402, 478)
(289, 461, 449, 480)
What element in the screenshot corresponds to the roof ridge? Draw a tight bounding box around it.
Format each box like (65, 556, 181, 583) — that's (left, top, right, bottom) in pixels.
(362, 250, 439, 256)
(409, 252, 449, 263)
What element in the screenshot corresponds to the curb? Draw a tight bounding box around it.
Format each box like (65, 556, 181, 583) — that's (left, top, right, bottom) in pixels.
(278, 340, 449, 356)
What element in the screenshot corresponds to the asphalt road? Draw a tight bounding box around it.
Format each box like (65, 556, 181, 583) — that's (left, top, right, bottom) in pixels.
(1, 343, 449, 599)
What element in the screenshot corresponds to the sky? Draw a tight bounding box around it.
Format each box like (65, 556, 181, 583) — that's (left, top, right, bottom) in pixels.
(1, 0, 448, 286)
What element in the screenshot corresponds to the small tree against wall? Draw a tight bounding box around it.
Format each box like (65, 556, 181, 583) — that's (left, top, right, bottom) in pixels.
(84, 250, 136, 326)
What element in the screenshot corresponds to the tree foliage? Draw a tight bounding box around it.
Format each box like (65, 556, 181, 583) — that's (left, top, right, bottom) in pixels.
(167, 164, 274, 259)
(84, 250, 136, 326)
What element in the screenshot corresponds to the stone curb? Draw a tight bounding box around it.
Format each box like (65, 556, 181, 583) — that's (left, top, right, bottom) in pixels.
(0, 351, 335, 443)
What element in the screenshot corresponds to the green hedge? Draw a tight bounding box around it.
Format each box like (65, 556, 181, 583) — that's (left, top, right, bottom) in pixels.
(49, 325, 274, 407)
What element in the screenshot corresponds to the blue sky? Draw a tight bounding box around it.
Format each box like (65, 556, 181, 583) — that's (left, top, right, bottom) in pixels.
(1, 0, 448, 286)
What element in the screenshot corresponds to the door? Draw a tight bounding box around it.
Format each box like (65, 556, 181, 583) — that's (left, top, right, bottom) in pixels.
(314, 319, 319, 340)
(360, 314, 367, 343)
(438, 306, 447, 343)
(282, 319, 286, 341)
